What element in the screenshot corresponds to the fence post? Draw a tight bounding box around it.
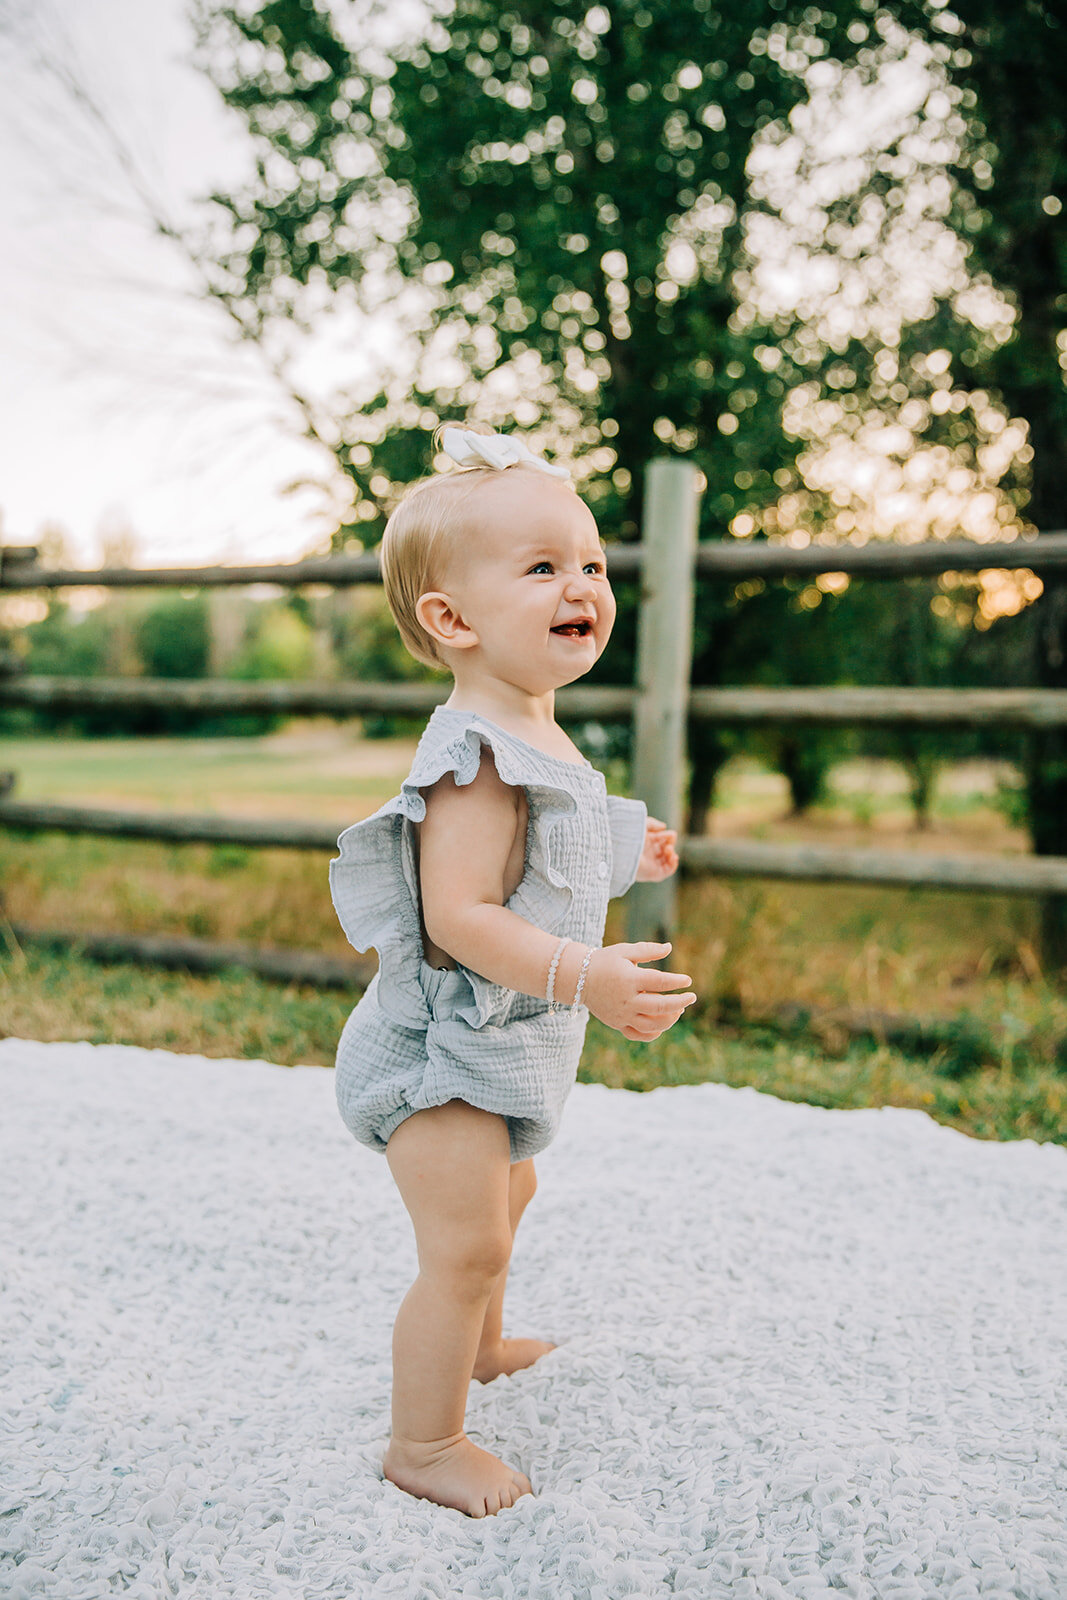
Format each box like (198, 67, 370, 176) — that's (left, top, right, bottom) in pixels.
(626, 457, 702, 951)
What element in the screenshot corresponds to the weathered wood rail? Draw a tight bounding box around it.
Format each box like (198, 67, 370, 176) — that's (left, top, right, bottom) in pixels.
(0, 797, 1063, 895)
(1, 678, 1066, 727)
(3, 529, 1066, 587)
(5, 922, 375, 990)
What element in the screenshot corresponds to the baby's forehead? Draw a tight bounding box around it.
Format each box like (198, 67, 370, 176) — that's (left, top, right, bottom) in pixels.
(462, 471, 599, 552)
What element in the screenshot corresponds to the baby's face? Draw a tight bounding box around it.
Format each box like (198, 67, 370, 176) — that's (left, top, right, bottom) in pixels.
(423, 472, 616, 693)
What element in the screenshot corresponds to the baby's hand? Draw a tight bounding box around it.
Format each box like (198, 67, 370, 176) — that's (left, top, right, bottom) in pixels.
(582, 942, 696, 1041)
(635, 817, 680, 883)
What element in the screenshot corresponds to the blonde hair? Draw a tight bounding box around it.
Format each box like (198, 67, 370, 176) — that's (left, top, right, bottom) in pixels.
(379, 422, 573, 673)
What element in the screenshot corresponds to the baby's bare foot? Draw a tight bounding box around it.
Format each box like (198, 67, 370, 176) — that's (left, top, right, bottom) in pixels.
(383, 1431, 533, 1518)
(471, 1338, 557, 1384)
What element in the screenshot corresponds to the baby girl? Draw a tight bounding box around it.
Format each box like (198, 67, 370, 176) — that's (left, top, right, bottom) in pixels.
(329, 424, 696, 1518)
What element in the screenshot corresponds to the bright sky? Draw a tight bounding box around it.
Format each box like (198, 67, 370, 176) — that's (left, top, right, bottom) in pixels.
(0, 0, 356, 570)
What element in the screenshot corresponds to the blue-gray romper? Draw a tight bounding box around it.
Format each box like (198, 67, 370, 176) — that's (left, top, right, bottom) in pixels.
(328, 705, 648, 1162)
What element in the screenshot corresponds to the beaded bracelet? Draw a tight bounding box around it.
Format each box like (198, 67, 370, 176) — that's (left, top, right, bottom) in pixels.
(545, 936, 570, 1010)
(571, 945, 595, 1011)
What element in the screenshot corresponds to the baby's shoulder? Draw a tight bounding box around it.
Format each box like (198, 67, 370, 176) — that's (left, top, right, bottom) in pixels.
(416, 739, 525, 829)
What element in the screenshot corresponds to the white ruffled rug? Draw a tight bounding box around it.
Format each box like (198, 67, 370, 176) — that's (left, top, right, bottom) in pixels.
(2, 1038, 1065, 1600)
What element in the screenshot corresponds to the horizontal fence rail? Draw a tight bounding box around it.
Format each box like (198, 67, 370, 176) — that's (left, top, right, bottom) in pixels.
(0, 800, 344, 850)
(686, 687, 1067, 728)
(2, 676, 1067, 729)
(684, 838, 1067, 896)
(2, 531, 1067, 589)
(690, 531, 1067, 579)
(6, 923, 374, 990)
(0, 677, 632, 718)
(1, 797, 1063, 897)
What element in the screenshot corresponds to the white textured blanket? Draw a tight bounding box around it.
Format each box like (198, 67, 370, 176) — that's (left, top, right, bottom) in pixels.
(1, 1038, 1064, 1599)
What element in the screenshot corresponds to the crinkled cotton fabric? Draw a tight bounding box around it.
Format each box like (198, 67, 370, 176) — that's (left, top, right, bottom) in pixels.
(328, 705, 648, 1162)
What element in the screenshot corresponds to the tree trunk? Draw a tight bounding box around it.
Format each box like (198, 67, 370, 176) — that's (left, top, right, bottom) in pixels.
(898, 733, 939, 831)
(1015, 312, 1067, 975)
(685, 718, 732, 837)
(777, 733, 830, 817)
(1027, 579, 1067, 975)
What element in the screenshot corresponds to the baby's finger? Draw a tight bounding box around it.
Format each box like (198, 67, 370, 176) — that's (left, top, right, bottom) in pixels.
(639, 993, 696, 1019)
(640, 968, 693, 990)
(624, 942, 673, 963)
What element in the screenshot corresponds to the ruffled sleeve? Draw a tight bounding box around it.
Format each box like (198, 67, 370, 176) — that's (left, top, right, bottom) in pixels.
(329, 717, 584, 1032)
(605, 794, 647, 898)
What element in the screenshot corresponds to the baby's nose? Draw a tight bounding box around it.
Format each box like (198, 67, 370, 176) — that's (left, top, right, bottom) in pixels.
(566, 572, 598, 597)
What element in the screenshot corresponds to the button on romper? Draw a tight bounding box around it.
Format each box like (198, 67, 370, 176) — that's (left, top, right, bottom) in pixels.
(329, 705, 648, 1163)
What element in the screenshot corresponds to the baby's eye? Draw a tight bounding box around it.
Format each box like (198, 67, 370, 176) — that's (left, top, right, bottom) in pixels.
(528, 561, 606, 575)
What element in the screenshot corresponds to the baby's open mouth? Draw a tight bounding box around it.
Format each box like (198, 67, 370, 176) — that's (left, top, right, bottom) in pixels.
(550, 620, 593, 638)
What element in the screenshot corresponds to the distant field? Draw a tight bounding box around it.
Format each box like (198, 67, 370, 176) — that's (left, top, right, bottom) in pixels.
(0, 724, 415, 819)
(0, 719, 1028, 839)
(2, 722, 1064, 1146)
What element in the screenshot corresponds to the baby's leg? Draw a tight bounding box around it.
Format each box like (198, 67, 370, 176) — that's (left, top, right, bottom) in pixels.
(383, 1099, 534, 1518)
(472, 1158, 557, 1383)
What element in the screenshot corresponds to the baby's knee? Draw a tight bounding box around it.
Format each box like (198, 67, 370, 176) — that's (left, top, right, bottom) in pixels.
(426, 1227, 513, 1291)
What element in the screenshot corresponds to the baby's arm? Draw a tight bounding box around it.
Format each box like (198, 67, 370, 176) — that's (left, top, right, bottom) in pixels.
(418, 749, 696, 1040)
(419, 750, 585, 995)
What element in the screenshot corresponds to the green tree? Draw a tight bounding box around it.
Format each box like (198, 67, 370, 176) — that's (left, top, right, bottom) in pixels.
(193, 0, 895, 536)
(4, 601, 114, 736)
(21, 602, 112, 680)
(857, 0, 1067, 964)
(192, 0, 1060, 869)
(192, 0, 948, 810)
(218, 599, 317, 735)
(136, 596, 211, 680)
(229, 601, 314, 681)
(333, 591, 438, 740)
(941, 1, 1067, 969)
(133, 594, 213, 734)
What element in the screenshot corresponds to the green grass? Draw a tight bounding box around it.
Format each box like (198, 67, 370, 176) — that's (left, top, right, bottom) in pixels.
(2, 725, 1064, 1146)
(2, 943, 1062, 1146)
(0, 731, 396, 811)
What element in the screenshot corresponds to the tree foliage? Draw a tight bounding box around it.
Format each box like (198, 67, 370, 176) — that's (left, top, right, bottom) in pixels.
(194, 0, 947, 541)
(914, 0, 1067, 959)
(188, 1, 1061, 849)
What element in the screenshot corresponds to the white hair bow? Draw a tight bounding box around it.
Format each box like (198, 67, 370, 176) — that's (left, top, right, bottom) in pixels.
(440, 426, 570, 479)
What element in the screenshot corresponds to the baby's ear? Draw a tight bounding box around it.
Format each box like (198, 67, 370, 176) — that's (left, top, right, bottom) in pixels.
(415, 591, 479, 651)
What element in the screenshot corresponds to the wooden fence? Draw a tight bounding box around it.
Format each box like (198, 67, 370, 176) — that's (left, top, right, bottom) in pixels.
(2, 458, 1067, 989)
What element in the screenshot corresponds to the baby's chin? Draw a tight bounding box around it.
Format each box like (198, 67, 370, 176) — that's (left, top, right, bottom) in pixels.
(548, 656, 601, 690)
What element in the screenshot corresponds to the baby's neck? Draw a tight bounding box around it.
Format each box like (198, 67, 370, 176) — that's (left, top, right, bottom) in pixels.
(443, 678, 559, 730)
